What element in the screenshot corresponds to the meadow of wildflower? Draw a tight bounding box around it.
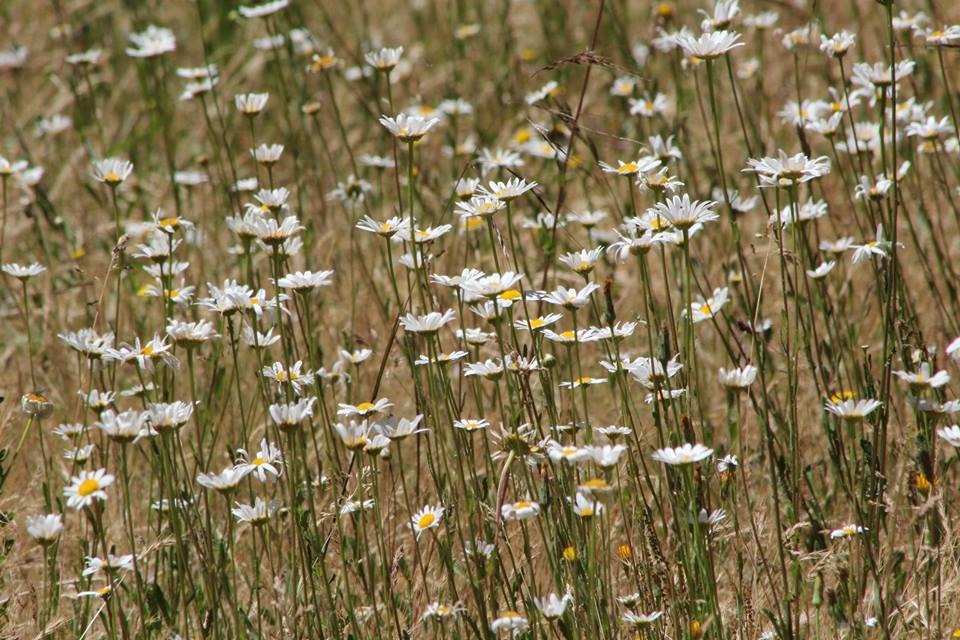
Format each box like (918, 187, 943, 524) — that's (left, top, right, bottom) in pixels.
(3, 0, 960, 637)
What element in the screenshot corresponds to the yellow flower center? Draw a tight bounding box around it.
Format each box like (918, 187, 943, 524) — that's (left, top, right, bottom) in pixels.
(579, 507, 594, 517)
(560, 330, 576, 340)
(513, 129, 532, 144)
(698, 304, 712, 316)
(141, 345, 155, 357)
(562, 546, 577, 561)
(582, 478, 608, 490)
(417, 513, 436, 529)
(530, 318, 546, 329)
(356, 402, 376, 413)
(498, 289, 522, 301)
(251, 456, 266, 466)
(159, 216, 179, 228)
(514, 500, 530, 510)
(78, 478, 100, 496)
(105, 170, 120, 182)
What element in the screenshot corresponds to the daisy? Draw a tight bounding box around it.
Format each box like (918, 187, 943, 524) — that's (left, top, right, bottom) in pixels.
(96, 409, 152, 443)
(456, 327, 495, 346)
(559, 376, 606, 389)
(534, 592, 573, 620)
(919, 25, 960, 46)
(850, 226, 896, 263)
(628, 93, 671, 118)
(26, 514, 64, 545)
(421, 602, 466, 622)
(277, 270, 334, 291)
(651, 443, 714, 465)
(400, 309, 456, 334)
(91, 158, 133, 186)
(197, 467, 245, 493)
(365, 46, 403, 71)
(585, 444, 627, 467)
(546, 441, 590, 464)
(652, 195, 718, 230)
(410, 504, 444, 538)
(491, 612, 529, 634)
(478, 148, 524, 175)
(83, 554, 134, 576)
(66, 49, 103, 66)
(830, 523, 867, 539)
(331, 421, 368, 451)
(460, 271, 524, 299)
(379, 415, 427, 440)
(234, 439, 283, 481)
(645, 388, 687, 404)
(251, 143, 284, 165)
(235, 92, 269, 116)
(819, 31, 856, 57)
(126, 25, 176, 58)
(677, 30, 744, 59)
(744, 150, 831, 187)
(686, 287, 729, 324)
(415, 350, 469, 366)
(514, 313, 563, 332)
(339, 498, 375, 516)
(806, 261, 836, 279)
(238, 0, 288, 17)
(454, 418, 490, 432)
(599, 157, 659, 177)
(148, 401, 195, 433)
(851, 60, 915, 90)
(936, 425, 960, 447)
(64, 469, 114, 509)
(585, 322, 638, 341)
(2, 262, 46, 280)
(500, 499, 541, 521)
(525, 80, 559, 105)
(717, 454, 740, 476)
(700, 0, 740, 31)
(379, 112, 440, 142)
(538, 283, 601, 310)
(356, 214, 411, 238)
(718, 365, 758, 389)
(893, 363, 950, 391)
(542, 328, 594, 344)
(262, 361, 315, 395)
(269, 397, 317, 431)
(480, 177, 537, 201)
(824, 398, 882, 421)
(622, 611, 664, 626)
(558, 247, 604, 275)
(232, 498, 279, 525)
(337, 397, 393, 419)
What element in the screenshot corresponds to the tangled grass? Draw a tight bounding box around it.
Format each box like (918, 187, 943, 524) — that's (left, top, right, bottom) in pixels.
(2, 0, 960, 638)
